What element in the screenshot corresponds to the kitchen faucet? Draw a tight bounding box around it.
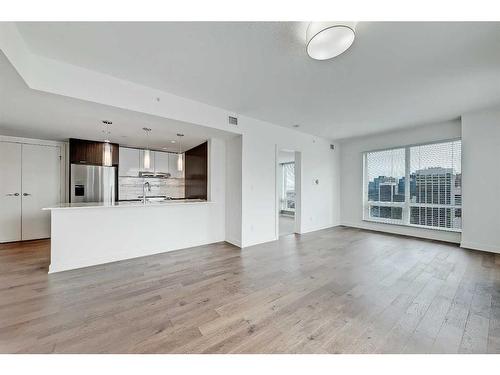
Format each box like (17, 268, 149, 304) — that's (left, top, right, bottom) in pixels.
(142, 181, 151, 204)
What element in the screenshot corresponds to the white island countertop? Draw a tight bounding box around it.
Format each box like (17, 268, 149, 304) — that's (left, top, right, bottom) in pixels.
(46, 197, 224, 273)
(43, 199, 212, 210)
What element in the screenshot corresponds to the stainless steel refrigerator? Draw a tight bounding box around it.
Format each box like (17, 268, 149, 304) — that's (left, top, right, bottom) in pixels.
(70, 164, 116, 203)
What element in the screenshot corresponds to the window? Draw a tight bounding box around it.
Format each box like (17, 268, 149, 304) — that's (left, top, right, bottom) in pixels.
(280, 162, 295, 213)
(364, 140, 462, 231)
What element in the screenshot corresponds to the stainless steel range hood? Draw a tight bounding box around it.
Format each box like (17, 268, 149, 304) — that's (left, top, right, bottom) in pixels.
(138, 171, 171, 179)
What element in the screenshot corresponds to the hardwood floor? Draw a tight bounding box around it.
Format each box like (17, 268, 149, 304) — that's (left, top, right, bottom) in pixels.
(279, 215, 295, 236)
(1, 226, 499, 353)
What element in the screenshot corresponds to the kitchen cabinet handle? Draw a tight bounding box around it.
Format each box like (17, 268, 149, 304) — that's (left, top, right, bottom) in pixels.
(6, 193, 20, 196)
(23, 193, 31, 196)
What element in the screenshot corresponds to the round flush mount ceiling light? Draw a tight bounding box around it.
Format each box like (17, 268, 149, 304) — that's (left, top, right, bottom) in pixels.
(306, 22, 356, 60)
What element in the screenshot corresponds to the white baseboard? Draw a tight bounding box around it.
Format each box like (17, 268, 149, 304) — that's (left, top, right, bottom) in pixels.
(299, 223, 341, 235)
(225, 239, 242, 248)
(341, 221, 461, 244)
(460, 241, 500, 254)
(242, 236, 278, 248)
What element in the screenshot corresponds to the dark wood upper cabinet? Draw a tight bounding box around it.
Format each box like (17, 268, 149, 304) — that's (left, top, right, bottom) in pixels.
(69, 138, 119, 165)
(185, 141, 208, 200)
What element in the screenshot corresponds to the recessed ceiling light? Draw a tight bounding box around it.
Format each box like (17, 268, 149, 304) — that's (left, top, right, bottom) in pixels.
(171, 140, 176, 143)
(306, 22, 356, 60)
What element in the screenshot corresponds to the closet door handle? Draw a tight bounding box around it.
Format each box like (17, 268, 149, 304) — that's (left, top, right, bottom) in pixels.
(6, 193, 20, 196)
(23, 193, 31, 196)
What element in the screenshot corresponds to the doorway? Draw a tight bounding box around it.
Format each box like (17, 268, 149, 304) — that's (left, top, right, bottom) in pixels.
(276, 149, 300, 237)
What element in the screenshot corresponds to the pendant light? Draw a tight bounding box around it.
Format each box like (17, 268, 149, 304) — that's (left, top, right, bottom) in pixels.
(306, 22, 356, 60)
(177, 133, 184, 172)
(102, 120, 112, 167)
(142, 127, 152, 169)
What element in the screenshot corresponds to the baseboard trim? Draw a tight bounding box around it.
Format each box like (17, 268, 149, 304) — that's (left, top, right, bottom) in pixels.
(299, 224, 341, 235)
(341, 221, 461, 244)
(460, 241, 500, 254)
(224, 239, 242, 248)
(242, 236, 277, 249)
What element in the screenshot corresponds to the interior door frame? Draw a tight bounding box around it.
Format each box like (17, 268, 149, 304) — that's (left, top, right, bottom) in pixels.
(275, 145, 302, 239)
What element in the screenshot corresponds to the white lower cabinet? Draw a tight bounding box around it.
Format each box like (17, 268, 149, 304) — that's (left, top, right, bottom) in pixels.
(0, 141, 61, 243)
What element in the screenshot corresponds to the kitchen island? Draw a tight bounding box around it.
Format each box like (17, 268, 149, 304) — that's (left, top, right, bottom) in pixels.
(44, 199, 225, 273)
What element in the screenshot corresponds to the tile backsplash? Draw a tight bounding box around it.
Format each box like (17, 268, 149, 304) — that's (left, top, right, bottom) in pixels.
(119, 177, 185, 200)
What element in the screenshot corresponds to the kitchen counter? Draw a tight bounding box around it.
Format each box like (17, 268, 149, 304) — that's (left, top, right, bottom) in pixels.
(43, 199, 210, 210)
(46, 198, 224, 273)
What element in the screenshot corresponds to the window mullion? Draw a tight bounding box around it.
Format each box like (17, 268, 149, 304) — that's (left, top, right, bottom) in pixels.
(404, 146, 410, 225)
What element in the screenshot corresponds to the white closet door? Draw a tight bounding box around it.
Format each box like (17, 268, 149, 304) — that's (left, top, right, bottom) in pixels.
(0, 142, 22, 242)
(21, 144, 61, 240)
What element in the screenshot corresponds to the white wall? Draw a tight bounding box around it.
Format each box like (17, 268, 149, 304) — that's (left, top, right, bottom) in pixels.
(208, 138, 226, 241)
(339, 119, 462, 243)
(225, 135, 242, 246)
(461, 106, 500, 253)
(241, 119, 340, 246)
(278, 150, 295, 164)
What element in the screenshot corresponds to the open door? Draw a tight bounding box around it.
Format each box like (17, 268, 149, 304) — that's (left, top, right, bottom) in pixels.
(276, 149, 301, 238)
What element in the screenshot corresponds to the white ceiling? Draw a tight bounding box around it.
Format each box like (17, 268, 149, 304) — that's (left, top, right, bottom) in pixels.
(0, 51, 234, 152)
(13, 21, 500, 139)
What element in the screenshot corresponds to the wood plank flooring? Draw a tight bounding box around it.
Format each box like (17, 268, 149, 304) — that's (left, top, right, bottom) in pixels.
(1, 226, 499, 353)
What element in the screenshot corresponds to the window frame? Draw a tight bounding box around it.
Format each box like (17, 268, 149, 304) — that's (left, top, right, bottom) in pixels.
(362, 138, 462, 233)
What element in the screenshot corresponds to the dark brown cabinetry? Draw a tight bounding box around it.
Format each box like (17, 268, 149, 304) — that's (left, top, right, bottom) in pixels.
(184, 141, 208, 200)
(69, 138, 119, 165)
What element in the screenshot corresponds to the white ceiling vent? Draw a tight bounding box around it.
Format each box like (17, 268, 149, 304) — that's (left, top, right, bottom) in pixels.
(228, 116, 238, 126)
